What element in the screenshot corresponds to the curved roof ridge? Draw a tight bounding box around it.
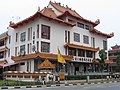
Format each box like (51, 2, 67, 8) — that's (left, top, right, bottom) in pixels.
(90, 28, 114, 38)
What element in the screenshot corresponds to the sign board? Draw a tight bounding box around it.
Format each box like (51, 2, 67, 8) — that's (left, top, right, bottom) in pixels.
(59, 73, 65, 80)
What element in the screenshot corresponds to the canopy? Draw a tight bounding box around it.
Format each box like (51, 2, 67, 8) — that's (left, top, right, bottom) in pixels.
(38, 58, 55, 69)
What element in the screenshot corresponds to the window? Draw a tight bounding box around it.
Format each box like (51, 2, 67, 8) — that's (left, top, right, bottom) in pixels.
(41, 24, 50, 39)
(15, 47, 18, 56)
(8, 49, 10, 57)
(16, 33, 18, 42)
(68, 48, 76, 56)
(33, 31, 35, 39)
(65, 30, 67, 43)
(65, 30, 70, 43)
(28, 27, 32, 41)
(68, 19, 74, 23)
(0, 51, 4, 59)
(9, 36, 11, 44)
(30, 43, 32, 53)
(74, 33, 80, 42)
(37, 41, 39, 52)
(103, 40, 107, 50)
(0, 40, 4, 47)
(77, 22, 84, 29)
(86, 50, 93, 58)
(20, 62, 25, 65)
(83, 35, 89, 44)
(27, 44, 29, 54)
(27, 61, 29, 72)
(68, 31, 70, 43)
(20, 45, 25, 53)
(78, 49, 85, 57)
(33, 40, 35, 44)
(91, 37, 95, 47)
(37, 24, 39, 38)
(85, 25, 91, 30)
(20, 32, 26, 42)
(41, 42, 50, 53)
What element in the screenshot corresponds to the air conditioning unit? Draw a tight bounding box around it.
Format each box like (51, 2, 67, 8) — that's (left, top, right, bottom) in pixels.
(32, 45, 36, 52)
(20, 50, 25, 56)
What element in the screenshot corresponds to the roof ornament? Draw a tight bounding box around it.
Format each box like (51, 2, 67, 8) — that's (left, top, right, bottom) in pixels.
(58, 2, 61, 5)
(95, 19, 100, 24)
(110, 32, 114, 36)
(38, 7, 40, 11)
(9, 21, 14, 26)
(66, 5, 68, 8)
(63, 4, 64, 7)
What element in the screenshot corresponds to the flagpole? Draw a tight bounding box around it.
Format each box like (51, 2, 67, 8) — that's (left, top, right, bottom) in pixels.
(57, 48, 66, 83)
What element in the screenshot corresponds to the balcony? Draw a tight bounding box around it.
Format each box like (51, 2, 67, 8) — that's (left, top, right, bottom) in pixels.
(73, 56, 93, 63)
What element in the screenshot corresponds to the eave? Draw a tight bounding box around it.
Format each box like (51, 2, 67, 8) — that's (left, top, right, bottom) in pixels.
(10, 11, 75, 29)
(90, 29, 114, 38)
(64, 43, 99, 52)
(12, 52, 73, 62)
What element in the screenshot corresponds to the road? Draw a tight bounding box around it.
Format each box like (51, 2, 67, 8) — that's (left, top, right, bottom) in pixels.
(9, 82, 120, 90)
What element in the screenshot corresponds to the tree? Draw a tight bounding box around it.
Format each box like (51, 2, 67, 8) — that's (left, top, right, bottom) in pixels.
(97, 49, 107, 79)
(97, 49, 107, 72)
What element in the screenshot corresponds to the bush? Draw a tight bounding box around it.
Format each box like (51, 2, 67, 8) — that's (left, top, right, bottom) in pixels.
(66, 75, 108, 80)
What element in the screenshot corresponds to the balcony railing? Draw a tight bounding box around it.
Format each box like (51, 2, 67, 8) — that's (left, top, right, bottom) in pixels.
(73, 56, 93, 63)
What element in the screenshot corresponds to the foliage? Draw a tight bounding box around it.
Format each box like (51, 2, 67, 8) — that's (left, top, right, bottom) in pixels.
(0, 80, 42, 86)
(66, 75, 107, 80)
(97, 49, 107, 72)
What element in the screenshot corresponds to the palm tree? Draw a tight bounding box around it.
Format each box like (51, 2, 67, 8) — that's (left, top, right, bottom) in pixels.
(97, 49, 107, 79)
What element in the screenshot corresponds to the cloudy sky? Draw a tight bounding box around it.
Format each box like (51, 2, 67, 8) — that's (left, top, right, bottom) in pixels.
(0, 0, 120, 48)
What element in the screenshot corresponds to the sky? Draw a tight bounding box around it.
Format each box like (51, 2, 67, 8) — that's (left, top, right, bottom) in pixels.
(0, 0, 120, 49)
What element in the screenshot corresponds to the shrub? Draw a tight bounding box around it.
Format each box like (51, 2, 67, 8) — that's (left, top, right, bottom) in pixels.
(66, 75, 108, 80)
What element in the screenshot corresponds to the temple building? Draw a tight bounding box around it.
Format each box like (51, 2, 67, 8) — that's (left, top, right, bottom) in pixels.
(0, 1, 114, 80)
(108, 45, 120, 72)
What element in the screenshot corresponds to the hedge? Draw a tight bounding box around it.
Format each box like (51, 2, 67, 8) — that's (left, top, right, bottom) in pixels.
(65, 75, 109, 80)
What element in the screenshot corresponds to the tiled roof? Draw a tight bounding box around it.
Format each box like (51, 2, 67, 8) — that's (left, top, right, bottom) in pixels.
(90, 29, 114, 38)
(64, 43, 99, 52)
(38, 58, 55, 69)
(10, 11, 75, 29)
(50, 1, 98, 26)
(12, 52, 73, 62)
(41, 7, 57, 18)
(50, 1, 82, 18)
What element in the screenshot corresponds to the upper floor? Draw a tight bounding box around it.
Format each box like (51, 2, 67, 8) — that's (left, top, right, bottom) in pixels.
(6, 1, 113, 61)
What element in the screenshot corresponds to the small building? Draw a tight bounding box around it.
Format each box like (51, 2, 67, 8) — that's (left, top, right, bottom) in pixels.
(108, 45, 120, 72)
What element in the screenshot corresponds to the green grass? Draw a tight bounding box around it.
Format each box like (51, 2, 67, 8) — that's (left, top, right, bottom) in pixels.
(0, 80, 42, 86)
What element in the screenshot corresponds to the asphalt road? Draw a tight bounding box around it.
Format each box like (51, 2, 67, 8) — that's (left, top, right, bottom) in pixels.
(10, 82, 120, 90)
